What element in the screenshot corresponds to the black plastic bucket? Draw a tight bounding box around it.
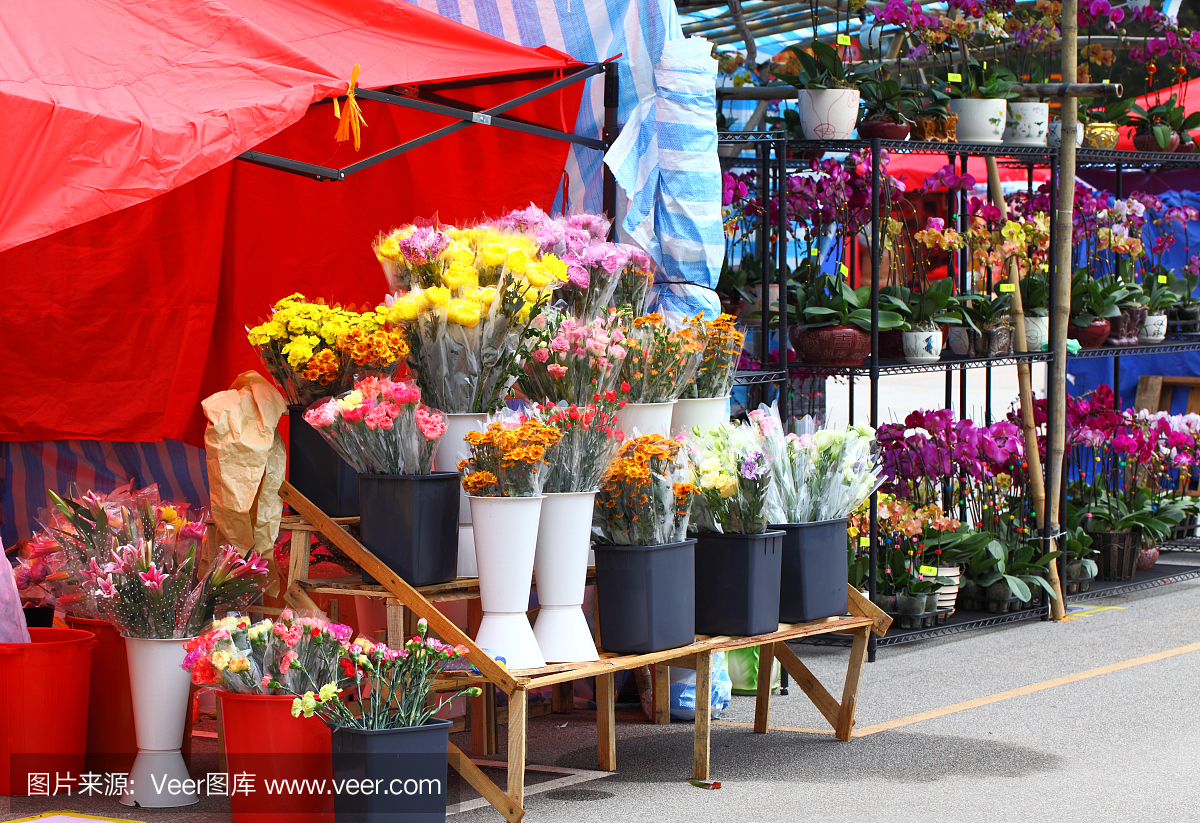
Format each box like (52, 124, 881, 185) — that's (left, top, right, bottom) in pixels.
(358, 473, 460, 587)
(288, 405, 360, 517)
(593, 539, 695, 653)
(772, 518, 849, 623)
(694, 530, 784, 636)
(330, 718, 451, 822)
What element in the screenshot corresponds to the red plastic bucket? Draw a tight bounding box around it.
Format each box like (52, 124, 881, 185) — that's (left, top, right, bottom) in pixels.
(218, 692, 334, 823)
(65, 615, 137, 775)
(0, 627, 96, 796)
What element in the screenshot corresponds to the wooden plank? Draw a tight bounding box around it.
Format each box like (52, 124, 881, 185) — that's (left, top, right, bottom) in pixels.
(1187, 385, 1200, 417)
(692, 652, 712, 781)
(385, 599, 404, 650)
(280, 481, 518, 694)
(596, 672, 616, 771)
(834, 627, 870, 742)
(285, 581, 322, 613)
(1135, 375, 1164, 412)
(773, 642, 842, 730)
(467, 599, 498, 757)
(653, 663, 671, 725)
(847, 585, 892, 637)
(753, 643, 774, 734)
(506, 688, 527, 810)
(552, 681, 574, 713)
(448, 742, 522, 823)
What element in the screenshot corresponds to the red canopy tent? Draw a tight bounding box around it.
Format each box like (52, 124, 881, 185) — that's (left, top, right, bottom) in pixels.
(0, 0, 591, 445)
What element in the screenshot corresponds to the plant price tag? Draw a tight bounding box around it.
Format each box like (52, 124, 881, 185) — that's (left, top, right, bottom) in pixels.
(839, 263, 849, 276)
(1159, 275, 1169, 283)
(998, 283, 1015, 293)
(837, 34, 852, 46)
(947, 72, 962, 83)
(859, 537, 871, 547)
(919, 565, 939, 576)
(810, 247, 819, 257)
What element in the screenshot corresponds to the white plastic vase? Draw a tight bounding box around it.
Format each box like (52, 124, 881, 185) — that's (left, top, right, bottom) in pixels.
(435, 412, 487, 577)
(670, 396, 730, 438)
(948, 98, 1008, 144)
(470, 495, 546, 669)
(1139, 313, 1168, 343)
(121, 637, 198, 807)
(902, 330, 942, 363)
(1023, 316, 1050, 351)
(1048, 121, 1084, 148)
(1003, 102, 1049, 146)
(796, 89, 860, 140)
(532, 491, 599, 663)
(618, 401, 676, 438)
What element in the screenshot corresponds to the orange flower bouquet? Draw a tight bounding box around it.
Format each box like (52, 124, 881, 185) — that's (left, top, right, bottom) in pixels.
(593, 435, 699, 546)
(618, 313, 704, 403)
(458, 419, 563, 497)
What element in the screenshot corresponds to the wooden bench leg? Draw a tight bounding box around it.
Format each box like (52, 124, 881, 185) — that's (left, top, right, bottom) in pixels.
(653, 663, 671, 725)
(834, 627, 870, 741)
(468, 599, 498, 756)
(596, 672, 616, 771)
(692, 652, 712, 780)
(552, 681, 574, 714)
(507, 688, 527, 812)
(753, 642, 774, 734)
(449, 743, 522, 822)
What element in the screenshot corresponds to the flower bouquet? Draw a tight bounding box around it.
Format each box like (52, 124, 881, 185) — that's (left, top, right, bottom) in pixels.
(620, 313, 704, 404)
(247, 293, 408, 406)
(521, 308, 630, 405)
(593, 435, 697, 547)
(302, 377, 447, 476)
(534, 398, 626, 494)
(687, 423, 774, 535)
(378, 225, 557, 414)
(458, 418, 562, 498)
(682, 313, 745, 400)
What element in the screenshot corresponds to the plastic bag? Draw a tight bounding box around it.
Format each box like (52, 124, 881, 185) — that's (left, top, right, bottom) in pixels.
(725, 646, 781, 696)
(1, 548, 32, 643)
(669, 651, 732, 720)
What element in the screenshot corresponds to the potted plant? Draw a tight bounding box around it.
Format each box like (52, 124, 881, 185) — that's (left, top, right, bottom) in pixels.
(1128, 95, 1200, 153)
(773, 41, 865, 140)
(459, 418, 562, 669)
(858, 76, 919, 140)
(1165, 263, 1200, 333)
(530, 396, 624, 663)
(1060, 501, 1097, 594)
(1018, 270, 1051, 350)
(305, 378, 457, 587)
(911, 87, 958, 142)
(687, 422, 782, 636)
(674, 314, 743, 435)
(945, 62, 1019, 145)
(794, 273, 906, 366)
(1069, 269, 1125, 348)
(1049, 100, 1086, 148)
(591, 434, 699, 653)
(880, 278, 961, 363)
(716, 255, 758, 318)
(953, 292, 1013, 357)
(1081, 486, 1184, 581)
(1081, 97, 1134, 149)
(1106, 279, 1147, 346)
(1004, 69, 1050, 146)
(276, 618, 482, 823)
(1138, 274, 1174, 343)
(617, 312, 704, 437)
(754, 406, 883, 623)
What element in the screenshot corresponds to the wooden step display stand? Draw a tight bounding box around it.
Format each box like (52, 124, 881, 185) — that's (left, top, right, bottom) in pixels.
(280, 481, 891, 822)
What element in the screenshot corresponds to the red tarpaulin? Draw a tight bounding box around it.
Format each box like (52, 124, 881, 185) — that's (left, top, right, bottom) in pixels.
(0, 0, 586, 445)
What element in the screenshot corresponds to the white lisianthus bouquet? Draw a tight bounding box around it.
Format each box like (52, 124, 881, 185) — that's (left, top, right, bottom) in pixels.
(686, 422, 774, 534)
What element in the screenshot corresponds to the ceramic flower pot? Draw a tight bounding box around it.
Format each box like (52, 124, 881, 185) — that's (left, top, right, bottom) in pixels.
(469, 494, 546, 669)
(1133, 132, 1179, 152)
(911, 115, 958, 142)
(1068, 318, 1111, 349)
(946, 327, 978, 357)
(901, 329, 943, 363)
(947, 98, 1008, 144)
(1108, 306, 1147, 346)
(936, 565, 962, 611)
(1139, 313, 1168, 343)
(1048, 121, 1084, 148)
(1022, 316, 1050, 351)
(983, 325, 1014, 356)
(1137, 543, 1160, 571)
(670, 396, 730, 438)
(532, 491, 599, 663)
(792, 325, 871, 366)
(617, 401, 676, 438)
(796, 88, 861, 140)
(1003, 101, 1049, 145)
(434, 412, 488, 577)
(121, 637, 198, 808)
(1084, 122, 1120, 149)
(858, 120, 911, 141)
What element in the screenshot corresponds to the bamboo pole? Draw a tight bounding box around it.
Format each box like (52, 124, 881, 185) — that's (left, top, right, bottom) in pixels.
(986, 158, 1065, 618)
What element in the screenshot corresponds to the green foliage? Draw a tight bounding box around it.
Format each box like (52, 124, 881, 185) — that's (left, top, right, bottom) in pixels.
(879, 278, 962, 331)
(801, 273, 906, 332)
(858, 77, 920, 125)
(774, 41, 866, 91)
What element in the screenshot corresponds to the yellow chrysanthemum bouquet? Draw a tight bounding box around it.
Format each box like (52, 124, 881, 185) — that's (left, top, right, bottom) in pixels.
(247, 294, 409, 405)
(375, 225, 556, 414)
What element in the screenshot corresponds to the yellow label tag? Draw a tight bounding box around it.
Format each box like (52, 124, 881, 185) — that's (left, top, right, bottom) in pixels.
(810, 247, 819, 257)
(839, 263, 849, 276)
(919, 565, 939, 576)
(837, 34, 852, 46)
(1103, 79, 1111, 84)
(1159, 274, 1169, 283)
(998, 283, 1015, 293)
(947, 72, 962, 83)
(859, 537, 871, 547)
(982, 61, 987, 69)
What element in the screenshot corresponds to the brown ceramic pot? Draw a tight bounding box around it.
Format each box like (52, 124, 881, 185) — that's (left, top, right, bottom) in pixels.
(859, 120, 911, 141)
(1068, 318, 1111, 349)
(792, 325, 871, 366)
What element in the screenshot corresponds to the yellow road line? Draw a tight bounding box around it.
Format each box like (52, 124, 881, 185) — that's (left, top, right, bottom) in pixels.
(716, 640, 1200, 738)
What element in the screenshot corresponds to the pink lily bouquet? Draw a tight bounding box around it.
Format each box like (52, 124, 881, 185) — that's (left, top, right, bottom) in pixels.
(520, 309, 629, 405)
(35, 486, 267, 638)
(304, 376, 448, 476)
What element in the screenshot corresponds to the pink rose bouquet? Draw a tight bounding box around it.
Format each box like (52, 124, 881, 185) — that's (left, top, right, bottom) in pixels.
(520, 309, 630, 405)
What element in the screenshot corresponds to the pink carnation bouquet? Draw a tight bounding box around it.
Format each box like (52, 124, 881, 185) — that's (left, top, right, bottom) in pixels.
(304, 376, 447, 476)
(520, 308, 629, 405)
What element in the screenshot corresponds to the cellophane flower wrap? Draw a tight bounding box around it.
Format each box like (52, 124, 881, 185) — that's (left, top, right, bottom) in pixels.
(751, 406, 883, 524)
(687, 422, 774, 534)
(36, 487, 268, 638)
(683, 313, 745, 399)
(532, 394, 626, 493)
(303, 376, 447, 475)
(247, 293, 408, 406)
(593, 435, 699, 546)
(619, 313, 704, 403)
(520, 308, 630, 404)
(458, 418, 563, 497)
(273, 618, 481, 730)
(180, 610, 354, 694)
(376, 225, 557, 414)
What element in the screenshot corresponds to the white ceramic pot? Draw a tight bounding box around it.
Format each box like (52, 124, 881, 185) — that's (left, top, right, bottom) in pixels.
(435, 412, 487, 575)
(902, 329, 943, 363)
(946, 327, 973, 357)
(670, 396, 731, 438)
(947, 98, 1008, 145)
(936, 565, 962, 611)
(1023, 316, 1049, 351)
(1139, 313, 1168, 343)
(121, 637, 198, 808)
(617, 401, 677, 438)
(470, 495, 546, 670)
(1048, 121, 1084, 148)
(797, 88, 861, 140)
(532, 491, 599, 663)
(1003, 102, 1049, 146)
